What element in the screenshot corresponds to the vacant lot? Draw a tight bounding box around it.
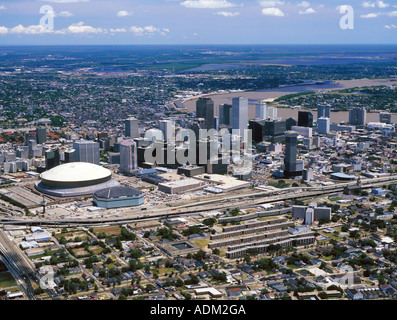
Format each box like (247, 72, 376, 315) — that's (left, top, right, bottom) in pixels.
(55, 231, 90, 242)
(92, 226, 121, 237)
(72, 248, 90, 257)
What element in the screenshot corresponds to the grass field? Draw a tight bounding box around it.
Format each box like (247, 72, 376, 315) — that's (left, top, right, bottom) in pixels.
(193, 239, 210, 249)
(0, 272, 17, 288)
(92, 226, 121, 237)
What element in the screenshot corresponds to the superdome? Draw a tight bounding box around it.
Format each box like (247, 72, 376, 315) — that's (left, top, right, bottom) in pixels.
(35, 162, 119, 197)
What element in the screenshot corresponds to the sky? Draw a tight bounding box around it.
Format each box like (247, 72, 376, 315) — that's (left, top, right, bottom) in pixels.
(0, 0, 396, 45)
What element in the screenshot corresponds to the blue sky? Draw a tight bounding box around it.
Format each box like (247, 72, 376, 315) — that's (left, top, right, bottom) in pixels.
(0, 0, 396, 44)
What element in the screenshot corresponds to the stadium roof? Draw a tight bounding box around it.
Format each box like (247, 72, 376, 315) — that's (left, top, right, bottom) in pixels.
(94, 186, 143, 199)
(40, 162, 111, 185)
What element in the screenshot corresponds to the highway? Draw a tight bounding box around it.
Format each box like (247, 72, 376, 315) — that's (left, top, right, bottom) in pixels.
(1, 175, 396, 228)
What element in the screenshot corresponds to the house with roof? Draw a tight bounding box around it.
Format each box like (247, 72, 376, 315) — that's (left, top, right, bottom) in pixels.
(347, 288, 363, 300)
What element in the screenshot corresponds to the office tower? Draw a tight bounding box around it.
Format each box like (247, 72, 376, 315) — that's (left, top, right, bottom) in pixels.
(36, 127, 47, 144)
(349, 107, 366, 126)
(219, 104, 232, 125)
(159, 120, 175, 142)
(379, 112, 392, 124)
(298, 111, 314, 127)
(214, 116, 219, 131)
(25, 131, 36, 144)
(120, 140, 138, 173)
(196, 97, 214, 130)
(304, 208, 314, 225)
(16, 146, 29, 159)
(249, 120, 266, 143)
(45, 148, 60, 170)
(73, 140, 100, 164)
(317, 117, 330, 135)
(284, 131, 303, 177)
(63, 148, 75, 163)
(232, 97, 248, 140)
(28, 140, 37, 158)
(125, 117, 139, 138)
(255, 103, 267, 119)
(286, 118, 297, 130)
(317, 105, 330, 119)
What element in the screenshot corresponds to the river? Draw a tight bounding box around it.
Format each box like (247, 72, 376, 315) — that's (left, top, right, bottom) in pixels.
(182, 78, 397, 123)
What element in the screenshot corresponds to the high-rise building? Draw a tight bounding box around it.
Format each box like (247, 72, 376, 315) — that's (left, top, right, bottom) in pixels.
(379, 112, 392, 124)
(232, 97, 248, 140)
(298, 111, 314, 128)
(159, 120, 175, 142)
(317, 117, 330, 135)
(125, 117, 139, 139)
(73, 140, 100, 165)
(36, 127, 47, 144)
(28, 140, 37, 158)
(196, 97, 214, 130)
(284, 131, 304, 177)
(317, 105, 331, 119)
(255, 103, 267, 119)
(349, 107, 366, 126)
(45, 148, 60, 170)
(219, 104, 232, 125)
(120, 140, 138, 173)
(286, 118, 297, 130)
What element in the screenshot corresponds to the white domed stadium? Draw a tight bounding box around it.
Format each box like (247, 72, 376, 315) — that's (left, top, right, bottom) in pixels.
(35, 162, 119, 197)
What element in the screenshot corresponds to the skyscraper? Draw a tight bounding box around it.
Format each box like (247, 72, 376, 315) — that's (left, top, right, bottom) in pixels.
(349, 107, 366, 126)
(255, 103, 267, 119)
(219, 104, 232, 125)
(120, 140, 138, 173)
(73, 140, 100, 164)
(45, 148, 60, 170)
(159, 120, 175, 142)
(298, 111, 314, 128)
(284, 131, 304, 177)
(317, 105, 330, 119)
(36, 127, 47, 144)
(317, 117, 330, 135)
(232, 97, 248, 140)
(125, 117, 139, 138)
(196, 97, 214, 130)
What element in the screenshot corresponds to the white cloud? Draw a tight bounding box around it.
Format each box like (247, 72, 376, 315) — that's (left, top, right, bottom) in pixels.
(0, 26, 8, 34)
(109, 28, 127, 33)
(385, 24, 397, 29)
(66, 22, 105, 34)
(388, 11, 397, 16)
(117, 10, 133, 17)
(261, 7, 284, 16)
(180, 0, 236, 9)
(259, 0, 284, 7)
(9, 24, 60, 34)
(215, 11, 240, 17)
(297, 1, 310, 7)
(58, 11, 74, 17)
(0, 5, 6, 10)
(360, 12, 380, 18)
(362, 1, 376, 8)
(129, 25, 169, 36)
(377, 1, 389, 8)
(299, 7, 316, 14)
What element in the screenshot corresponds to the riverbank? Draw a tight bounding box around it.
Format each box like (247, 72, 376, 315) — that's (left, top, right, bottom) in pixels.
(181, 78, 397, 123)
